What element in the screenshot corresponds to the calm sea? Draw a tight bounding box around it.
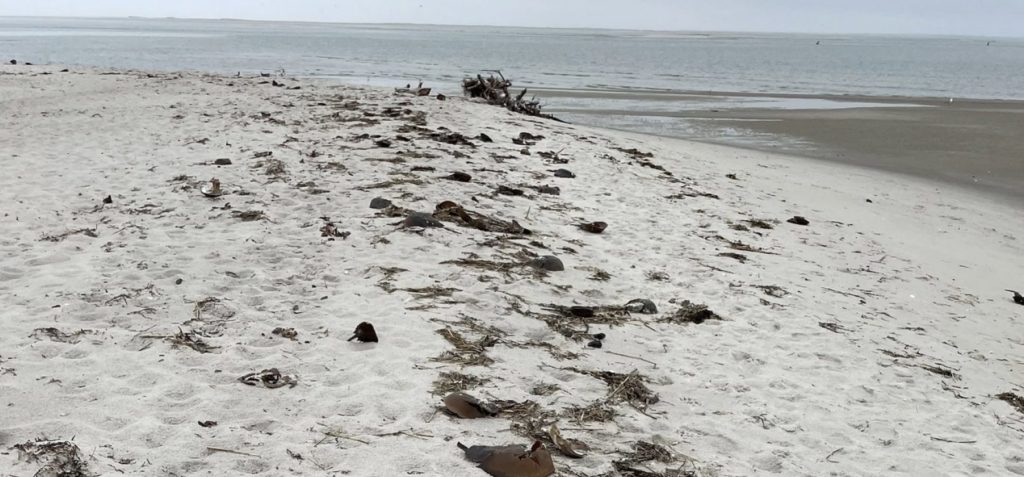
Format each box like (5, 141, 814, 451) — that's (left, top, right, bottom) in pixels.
(4, 16, 1024, 155)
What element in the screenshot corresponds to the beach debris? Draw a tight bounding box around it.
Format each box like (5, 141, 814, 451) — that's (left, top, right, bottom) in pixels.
(369, 197, 393, 209)
(755, 285, 789, 298)
(435, 327, 495, 366)
(404, 211, 445, 228)
(660, 300, 721, 324)
(533, 185, 560, 195)
(625, 299, 658, 314)
(445, 171, 473, 182)
(613, 441, 676, 476)
(726, 173, 739, 180)
(437, 93, 447, 100)
(552, 168, 575, 178)
(348, 322, 379, 343)
(374, 138, 392, 148)
(433, 201, 531, 234)
(39, 227, 96, 242)
(587, 340, 603, 349)
(428, 131, 476, 147)
(9, 59, 16, 65)
(232, 210, 267, 222)
(462, 70, 561, 121)
(433, 371, 490, 395)
(102, 195, 113, 204)
(320, 219, 350, 239)
(818, 322, 843, 333)
(578, 221, 607, 234)
(167, 328, 220, 353)
(593, 333, 607, 340)
(567, 368, 659, 410)
(13, 439, 91, 477)
(30, 327, 92, 344)
(569, 306, 596, 318)
(718, 252, 748, 263)
(477, 133, 493, 142)
(238, 368, 298, 389)
(744, 219, 775, 229)
(395, 81, 431, 96)
(528, 255, 564, 272)
(457, 440, 556, 477)
(548, 424, 585, 458)
(787, 216, 810, 226)
(614, 147, 654, 159)
(198, 420, 218, 428)
(271, 327, 298, 340)
(201, 178, 224, 197)
(444, 392, 499, 418)
(1007, 290, 1024, 305)
(253, 150, 273, 158)
(996, 392, 1024, 414)
(497, 185, 525, 196)
(213, 158, 232, 165)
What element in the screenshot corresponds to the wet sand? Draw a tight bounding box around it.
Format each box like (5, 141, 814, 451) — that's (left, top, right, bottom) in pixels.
(540, 90, 1024, 203)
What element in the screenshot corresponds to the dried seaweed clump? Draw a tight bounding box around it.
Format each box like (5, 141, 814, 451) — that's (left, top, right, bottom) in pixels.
(432, 371, 489, 395)
(996, 392, 1024, 414)
(30, 327, 92, 344)
(568, 368, 660, 410)
(659, 301, 722, 325)
(614, 441, 679, 477)
(433, 327, 496, 366)
(562, 401, 617, 423)
(14, 439, 91, 477)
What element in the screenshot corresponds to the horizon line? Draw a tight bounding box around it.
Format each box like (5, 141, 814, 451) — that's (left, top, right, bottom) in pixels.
(1, 14, 1021, 40)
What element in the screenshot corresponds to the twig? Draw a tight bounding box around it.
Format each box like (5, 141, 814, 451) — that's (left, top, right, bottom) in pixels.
(825, 448, 843, 463)
(207, 447, 260, 458)
(605, 351, 658, 368)
(823, 287, 866, 300)
(929, 436, 977, 444)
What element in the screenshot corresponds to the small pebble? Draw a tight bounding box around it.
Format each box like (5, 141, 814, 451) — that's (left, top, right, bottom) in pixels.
(587, 340, 603, 349)
(593, 333, 606, 340)
(528, 255, 564, 272)
(175, 278, 183, 285)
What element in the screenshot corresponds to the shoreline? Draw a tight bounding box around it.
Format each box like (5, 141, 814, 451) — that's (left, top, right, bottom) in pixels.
(2, 66, 1023, 476)
(539, 89, 1024, 204)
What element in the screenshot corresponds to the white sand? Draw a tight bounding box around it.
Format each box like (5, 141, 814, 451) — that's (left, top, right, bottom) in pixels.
(1, 66, 1022, 476)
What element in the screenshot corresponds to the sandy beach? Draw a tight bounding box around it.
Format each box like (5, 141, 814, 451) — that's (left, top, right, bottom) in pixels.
(541, 89, 1024, 204)
(1, 66, 1023, 476)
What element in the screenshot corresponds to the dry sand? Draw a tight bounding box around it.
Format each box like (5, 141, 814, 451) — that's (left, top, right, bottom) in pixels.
(1, 66, 1023, 476)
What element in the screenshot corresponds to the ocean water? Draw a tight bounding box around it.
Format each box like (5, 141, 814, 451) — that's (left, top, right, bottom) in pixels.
(3, 16, 1023, 100)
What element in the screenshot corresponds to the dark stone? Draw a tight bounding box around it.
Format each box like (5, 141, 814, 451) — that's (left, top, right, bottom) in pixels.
(579, 221, 607, 234)
(214, 158, 232, 165)
(102, 195, 113, 204)
(9, 60, 16, 65)
(553, 169, 575, 178)
(404, 212, 444, 228)
(1012, 291, 1024, 306)
(497, 185, 524, 196)
(528, 255, 564, 272)
(348, 322, 378, 343)
(587, 340, 603, 349)
(175, 278, 184, 285)
(477, 133, 493, 142)
(369, 197, 392, 209)
(787, 216, 810, 226)
(569, 306, 595, 318)
(374, 139, 392, 148)
(445, 172, 472, 182)
(436, 94, 447, 101)
(593, 333, 606, 340)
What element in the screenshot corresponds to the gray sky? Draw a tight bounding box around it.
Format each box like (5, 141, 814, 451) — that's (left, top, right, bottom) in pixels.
(3, 0, 1023, 37)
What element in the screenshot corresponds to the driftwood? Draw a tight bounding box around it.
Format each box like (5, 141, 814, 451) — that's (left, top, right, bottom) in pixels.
(462, 70, 562, 121)
(396, 81, 432, 96)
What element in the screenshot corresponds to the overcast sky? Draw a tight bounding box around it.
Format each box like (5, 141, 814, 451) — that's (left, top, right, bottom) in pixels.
(3, 0, 1023, 37)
